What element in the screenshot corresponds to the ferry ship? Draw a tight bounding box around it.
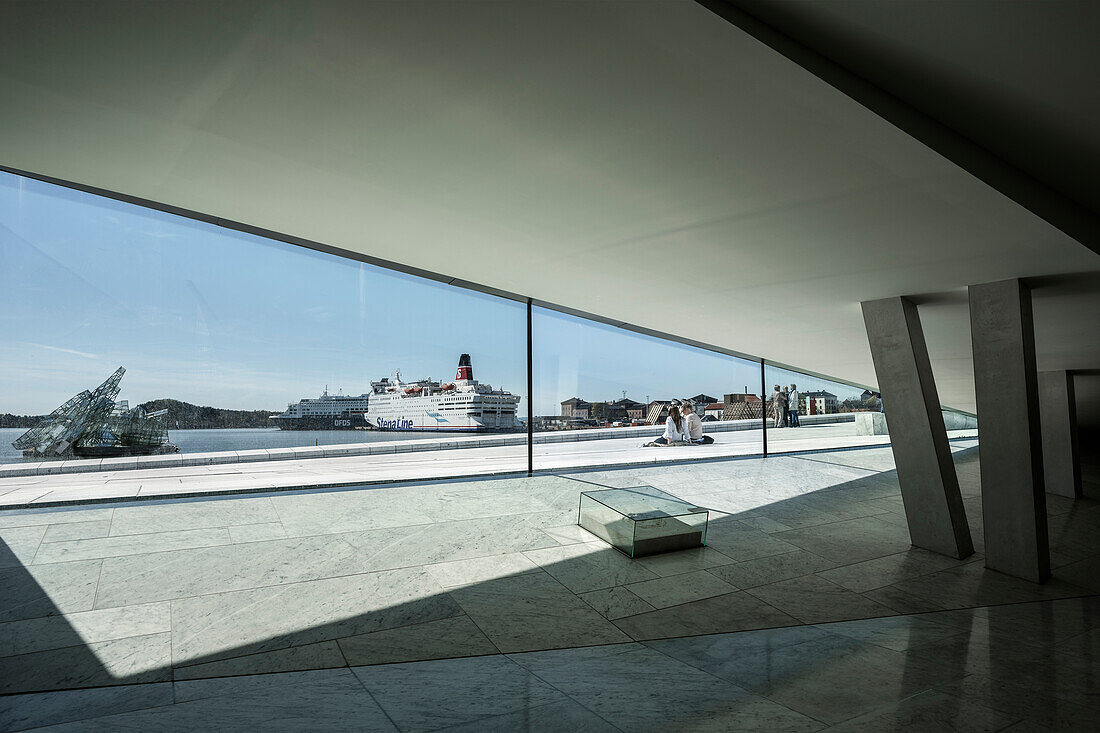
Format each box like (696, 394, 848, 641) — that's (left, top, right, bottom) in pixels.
(365, 354, 521, 432)
(270, 355, 520, 432)
(270, 388, 372, 430)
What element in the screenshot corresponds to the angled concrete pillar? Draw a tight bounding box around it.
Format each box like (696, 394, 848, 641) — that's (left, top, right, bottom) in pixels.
(969, 279, 1050, 582)
(1039, 370, 1082, 499)
(862, 297, 973, 559)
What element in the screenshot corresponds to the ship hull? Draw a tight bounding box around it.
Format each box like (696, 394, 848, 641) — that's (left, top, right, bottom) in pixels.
(367, 413, 518, 432)
(271, 414, 373, 431)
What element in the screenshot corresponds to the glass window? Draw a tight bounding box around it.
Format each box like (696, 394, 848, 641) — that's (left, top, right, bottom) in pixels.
(762, 364, 884, 453)
(0, 172, 526, 479)
(762, 364, 976, 454)
(532, 306, 762, 471)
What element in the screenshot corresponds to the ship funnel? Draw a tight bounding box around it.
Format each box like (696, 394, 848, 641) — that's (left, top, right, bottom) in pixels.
(456, 353, 473, 381)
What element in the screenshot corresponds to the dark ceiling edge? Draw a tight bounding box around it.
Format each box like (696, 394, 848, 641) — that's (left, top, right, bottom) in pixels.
(696, 0, 1100, 258)
(2, 165, 903, 400)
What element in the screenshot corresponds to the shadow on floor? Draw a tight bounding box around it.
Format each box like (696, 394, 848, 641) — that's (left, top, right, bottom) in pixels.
(1, 441, 1098, 708)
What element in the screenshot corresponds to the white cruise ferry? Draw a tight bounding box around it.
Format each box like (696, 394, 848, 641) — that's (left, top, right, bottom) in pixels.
(270, 388, 372, 430)
(365, 354, 521, 432)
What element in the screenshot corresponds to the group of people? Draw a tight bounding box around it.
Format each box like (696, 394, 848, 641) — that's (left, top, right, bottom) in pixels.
(770, 384, 800, 428)
(643, 399, 715, 447)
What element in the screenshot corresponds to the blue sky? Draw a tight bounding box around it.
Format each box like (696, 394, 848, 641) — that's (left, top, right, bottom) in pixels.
(0, 172, 867, 416)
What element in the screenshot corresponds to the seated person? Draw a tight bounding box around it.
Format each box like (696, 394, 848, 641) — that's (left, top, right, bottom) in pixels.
(680, 400, 714, 444)
(642, 403, 689, 447)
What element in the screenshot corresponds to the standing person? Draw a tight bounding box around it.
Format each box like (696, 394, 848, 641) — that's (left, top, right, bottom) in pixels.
(770, 385, 787, 428)
(681, 399, 714, 445)
(788, 384, 800, 427)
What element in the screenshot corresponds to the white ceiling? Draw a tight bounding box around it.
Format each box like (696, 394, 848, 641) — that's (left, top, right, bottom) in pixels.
(1, 1, 1097, 418)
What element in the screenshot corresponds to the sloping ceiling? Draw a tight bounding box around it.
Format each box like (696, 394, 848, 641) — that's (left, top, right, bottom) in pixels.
(1, 0, 1097, 419)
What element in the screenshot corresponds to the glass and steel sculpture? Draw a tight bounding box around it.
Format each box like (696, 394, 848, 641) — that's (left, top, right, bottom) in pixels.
(12, 367, 177, 458)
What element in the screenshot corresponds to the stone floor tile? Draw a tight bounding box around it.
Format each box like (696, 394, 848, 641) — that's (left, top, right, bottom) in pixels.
(885, 560, 1091, 610)
(0, 525, 46, 566)
(353, 655, 564, 732)
(0, 682, 173, 732)
(624, 569, 736, 608)
(0, 558, 102, 623)
(448, 571, 630, 653)
(344, 513, 562, 572)
(745, 574, 898, 624)
(1054, 626, 1100, 662)
(426, 551, 540, 588)
(1052, 555, 1100, 592)
(659, 632, 952, 724)
(522, 542, 660, 594)
(171, 567, 460, 665)
(814, 614, 964, 653)
(0, 631, 172, 694)
(826, 689, 1019, 732)
(707, 548, 837, 590)
(936, 673, 1100, 730)
(613, 591, 798, 641)
(861, 583, 955, 615)
(33, 526, 231, 564)
(735, 514, 796, 533)
(338, 615, 498, 665)
(903, 626, 1056, 682)
(631, 545, 735, 577)
(510, 643, 823, 732)
(541, 523, 599, 545)
(741, 499, 848, 531)
(0, 506, 114, 529)
(108, 497, 279, 536)
(817, 548, 975, 593)
(40, 520, 112, 543)
(93, 533, 372, 608)
(270, 490, 437, 537)
(0, 601, 170, 657)
(55, 668, 399, 732)
(418, 487, 554, 522)
(772, 516, 912, 565)
(173, 640, 347, 680)
(578, 586, 656, 620)
(227, 521, 288, 543)
(702, 523, 800, 562)
(645, 624, 833, 677)
(433, 698, 617, 732)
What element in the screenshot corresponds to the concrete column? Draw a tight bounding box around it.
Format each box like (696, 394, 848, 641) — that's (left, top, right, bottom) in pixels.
(862, 297, 973, 559)
(1038, 370, 1082, 499)
(969, 279, 1050, 582)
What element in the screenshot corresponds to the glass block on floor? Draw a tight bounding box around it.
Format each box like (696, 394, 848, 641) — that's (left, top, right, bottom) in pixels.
(577, 486, 709, 558)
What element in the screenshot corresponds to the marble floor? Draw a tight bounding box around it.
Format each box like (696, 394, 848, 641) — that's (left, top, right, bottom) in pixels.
(1, 439, 1097, 731)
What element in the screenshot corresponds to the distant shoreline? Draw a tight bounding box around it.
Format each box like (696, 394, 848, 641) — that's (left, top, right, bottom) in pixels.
(1, 398, 280, 431)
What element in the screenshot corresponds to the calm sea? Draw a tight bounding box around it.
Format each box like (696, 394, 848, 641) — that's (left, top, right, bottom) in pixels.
(0, 427, 456, 462)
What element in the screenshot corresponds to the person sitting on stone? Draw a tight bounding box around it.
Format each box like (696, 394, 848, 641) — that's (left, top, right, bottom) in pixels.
(642, 403, 689, 447)
(680, 399, 714, 445)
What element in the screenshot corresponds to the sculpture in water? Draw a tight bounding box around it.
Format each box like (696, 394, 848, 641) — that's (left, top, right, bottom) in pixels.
(12, 367, 178, 458)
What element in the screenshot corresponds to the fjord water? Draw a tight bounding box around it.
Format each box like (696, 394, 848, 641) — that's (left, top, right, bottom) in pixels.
(0, 427, 456, 462)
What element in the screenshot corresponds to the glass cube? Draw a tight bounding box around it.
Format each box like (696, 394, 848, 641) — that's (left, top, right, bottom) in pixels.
(577, 486, 709, 558)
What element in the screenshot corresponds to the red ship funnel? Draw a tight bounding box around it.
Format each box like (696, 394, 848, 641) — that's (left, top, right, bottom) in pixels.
(456, 353, 473, 381)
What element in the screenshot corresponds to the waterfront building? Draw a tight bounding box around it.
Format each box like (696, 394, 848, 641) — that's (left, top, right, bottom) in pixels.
(560, 398, 592, 419)
(803, 390, 839, 415)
